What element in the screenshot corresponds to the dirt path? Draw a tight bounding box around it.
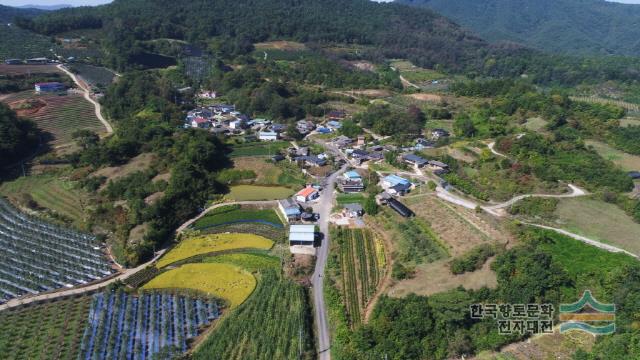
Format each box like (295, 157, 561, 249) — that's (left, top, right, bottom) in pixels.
(399, 75, 420, 89)
(57, 64, 113, 134)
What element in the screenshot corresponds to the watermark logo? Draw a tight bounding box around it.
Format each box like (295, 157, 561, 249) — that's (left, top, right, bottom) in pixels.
(470, 303, 554, 335)
(559, 290, 615, 335)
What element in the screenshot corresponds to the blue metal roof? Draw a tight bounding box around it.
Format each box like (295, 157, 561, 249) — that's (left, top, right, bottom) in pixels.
(383, 174, 410, 186)
(344, 171, 361, 179)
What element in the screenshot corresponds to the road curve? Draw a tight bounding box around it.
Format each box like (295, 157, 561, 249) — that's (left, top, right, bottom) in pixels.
(57, 64, 113, 134)
(0, 250, 165, 312)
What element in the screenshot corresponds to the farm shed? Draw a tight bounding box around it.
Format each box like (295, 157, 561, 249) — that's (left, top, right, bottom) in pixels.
(289, 224, 316, 246)
(278, 198, 302, 222)
(296, 187, 319, 203)
(403, 154, 429, 168)
(387, 198, 414, 218)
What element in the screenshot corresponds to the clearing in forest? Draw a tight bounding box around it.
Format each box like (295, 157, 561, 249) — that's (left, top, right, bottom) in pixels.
(585, 139, 640, 172)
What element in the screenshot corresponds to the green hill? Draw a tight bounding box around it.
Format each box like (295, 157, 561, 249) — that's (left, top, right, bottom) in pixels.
(398, 0, 640, 56)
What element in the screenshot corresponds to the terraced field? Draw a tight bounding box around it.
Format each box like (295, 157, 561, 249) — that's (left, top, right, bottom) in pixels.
(0, 295, 91, 360)
(0, 174, 87, 224)
(2, 91, 106, 146)
(143, 263, 256, 308)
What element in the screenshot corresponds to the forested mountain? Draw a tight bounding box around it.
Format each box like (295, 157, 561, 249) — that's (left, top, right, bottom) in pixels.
(398, 0, 640, 56)
(0, 4, 44, 23)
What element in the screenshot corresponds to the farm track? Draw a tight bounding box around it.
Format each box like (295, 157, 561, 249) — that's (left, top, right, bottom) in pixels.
(57, 64, 113, 134)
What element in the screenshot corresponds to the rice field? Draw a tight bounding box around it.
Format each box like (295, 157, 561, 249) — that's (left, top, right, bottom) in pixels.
(156, 233, 274, 268)
(3, 91, 106, 146)
(143, 263, 256, 308)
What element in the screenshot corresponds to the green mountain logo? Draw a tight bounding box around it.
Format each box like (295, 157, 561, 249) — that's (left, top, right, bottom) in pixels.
(559, 290, 615, 335)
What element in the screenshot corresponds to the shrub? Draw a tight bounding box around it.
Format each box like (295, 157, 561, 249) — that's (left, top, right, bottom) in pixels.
(449, 244, 497, 275)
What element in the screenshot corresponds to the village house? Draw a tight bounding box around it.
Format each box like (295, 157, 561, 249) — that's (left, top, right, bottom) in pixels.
(402, 154, 429, 168)
(327, 110, 347, 120)
(316, 127, 332, 134)
(357, 135, 366, 147)
(191, 117, 211, 129)
(278, 198, 302, 222)
(381, 174, 413, 196)
(296, 186, 320, 203)
(415, 138, 436, 150)
(197, 90, 217, 99)
(5, 59, 22, 65)
(296, 120, 316, 134)
(294, 156, 327, 168)
(271, 123, 287, 133)
(334, 135, 353, 148)
(259, 131, 279, 141)
(428, 160, 449, 171)
(327, 120, 342, 130)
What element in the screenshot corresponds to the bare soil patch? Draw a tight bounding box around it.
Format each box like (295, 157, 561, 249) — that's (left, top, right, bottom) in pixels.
(0, 64, 62, 76)
(254, 41, 306, 51)
(144, 191, 164, 205)
(474, 329, 594, 360)
(8, 98, 47, 117)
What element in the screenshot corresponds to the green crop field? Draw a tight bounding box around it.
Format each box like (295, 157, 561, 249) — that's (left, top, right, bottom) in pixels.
(230, 141, 290, 157)
(193, 271, 314, 360)
(204, 253, 281, 273)
(336, 193, 366, 206)
(0, 296, 91, 360)
(333, 227, 383, 328)
(224, 185, 295, 201)
(0, 26, 53, 60)
(0, 173, 88, 225)
(2, 91, 106, 146)
(192, 205, 283, 230)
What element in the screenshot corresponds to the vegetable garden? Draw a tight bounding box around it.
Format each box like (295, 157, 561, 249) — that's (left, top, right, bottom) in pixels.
(334, 227, 384, 327)
(78, 289, 219, 360)
(0, 198, 113, 304)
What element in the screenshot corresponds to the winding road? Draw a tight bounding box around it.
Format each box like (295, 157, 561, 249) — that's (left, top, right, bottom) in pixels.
(57, 64, 113, 134)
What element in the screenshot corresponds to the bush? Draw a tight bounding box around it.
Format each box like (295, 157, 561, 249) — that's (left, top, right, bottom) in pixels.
(507, 197, 559, 218)
(449, 244, 496, 275)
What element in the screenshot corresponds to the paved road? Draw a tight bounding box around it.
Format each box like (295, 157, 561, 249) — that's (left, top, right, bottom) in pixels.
(57, 64, 113, 134)
(312, 164, 347, 360)
(0, 250, 165, 312)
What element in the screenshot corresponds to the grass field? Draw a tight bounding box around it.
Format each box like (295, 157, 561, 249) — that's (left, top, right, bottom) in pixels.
(92, 152, 157, 186)
(554, 197, 640, 254)
(230, 141, 290, 157)
(585, 139, 640, 171)
(224, 185, 295, 201)
(204, 253, 281, 272)
(143, 263, 255, 308)
(157, 233, 274, 268)
(3, 91, 105, 146)
(536, 228, 637, 278)
(231, 157, 307, 188)
(0, 173, 88, 225)
(0, 296, 91, 360)
(336, 193, 366, 206)
(192, 205, 283, 230)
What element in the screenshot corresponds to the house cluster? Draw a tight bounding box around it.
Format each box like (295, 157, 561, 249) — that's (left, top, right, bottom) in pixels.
(185, 105, 286, 140)
(332, 137, 386, 165)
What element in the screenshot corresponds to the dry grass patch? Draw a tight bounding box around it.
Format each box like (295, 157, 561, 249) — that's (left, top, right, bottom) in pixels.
(388, 257, 497, 297)
(585, 139, 640, 171)
(474, 329, 595, 360)
(621, 117, 640, 127)
(523, 117, 548, 132)
(92, 152, 157, 185)
(407, 93, 443, 104)
(254, 40, 306, 51)
(553, 197, 640, 254)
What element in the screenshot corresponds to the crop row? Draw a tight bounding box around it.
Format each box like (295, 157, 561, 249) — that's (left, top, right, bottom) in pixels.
(78, 290, 219, 360)
(339, 228, 361, 327)
(0, 296, 91, 360)
(0, 198, 113, 304)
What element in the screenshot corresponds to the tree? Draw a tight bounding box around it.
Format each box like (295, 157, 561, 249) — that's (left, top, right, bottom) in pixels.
(286, 123, 304, 141)
(0, 103, 39, 167)
(364, 193, 379, 216)
(340, 119, 363, 138)
(453, 116, 477, 138)
(72, 129, 100, 149)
